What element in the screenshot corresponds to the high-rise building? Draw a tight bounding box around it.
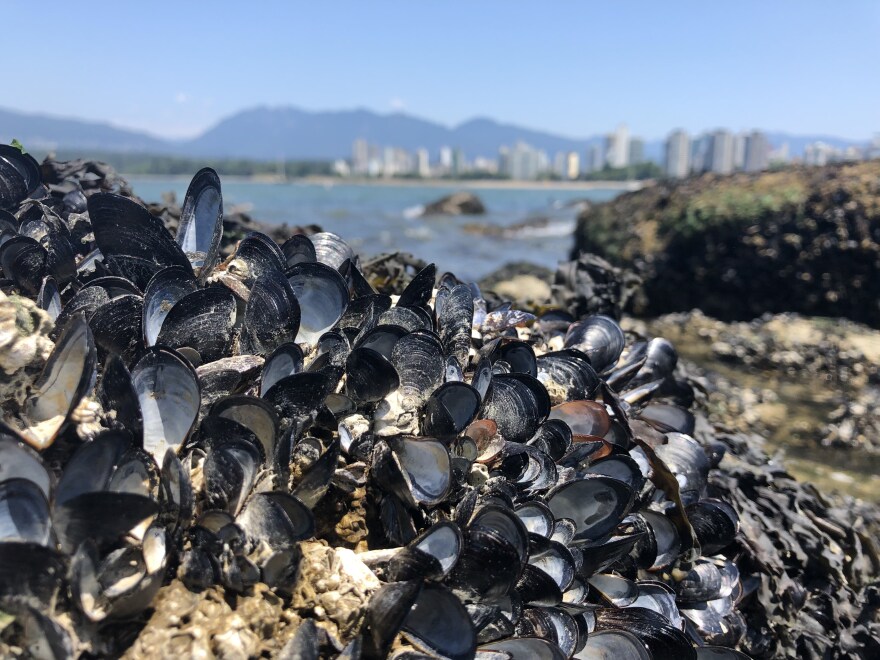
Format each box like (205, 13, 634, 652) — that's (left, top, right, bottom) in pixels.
(585, 144, 605, 173)
(733, 133, 747, 171)
(628, 138, 645, 165)
(743, 131, 770, 172)
(566, 152, 580, 180)
(553, 152, 567, 178)
(416, 148, 430, 177)
(665, 130, 690, 179)
(690, 134, 710, 174)
(452, 148, 466, 176)
(439, 146, 453, 173)
(708, 130, 734, 174)
(352, 138, 369, 175)
(502, 142, 543, 180)
(605, 124, 630, 168)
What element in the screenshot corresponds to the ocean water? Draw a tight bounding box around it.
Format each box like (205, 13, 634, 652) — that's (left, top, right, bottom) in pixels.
(127, 178, 622, 281)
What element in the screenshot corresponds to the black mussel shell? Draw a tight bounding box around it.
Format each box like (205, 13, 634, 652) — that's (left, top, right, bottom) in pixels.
(286, 261, 349, 344)
(391, 330, 445, 408)
(155, 285, 237, 363)
(401, 584, 476, 660)
(291, 438, 340, 508)
(87, 192, 192, 289)
(594, 607, 696, 660)
(281, 233, 317, 267)
(236, 492, 314, 549)
(582, 454, 646, 492)
(159, 449, 194, 537)
(196, 355, 264, 409)
(378, 305, 431, 332)
(211, 395, 280, 460)
(527, 419, 573, 461)
(548, 400, 611, 439)
(515, 501, 555, 537)
(497, 340, 538, 377)
(0, 478, 52, 545)
(263, 371, 335, 423)
(480, 372, 550, 443)
(203, 435, 261, 516)
(437, 283, 474, 367)
(0, 431, 51, 500)
(51, 285, 111, 338)
(54, 491, 159, 553)
(364, 580, 421, 659)
(37, 275, 61, 321)
(397, 263, 437, 308)
(639, 403, 696, 435)
(177, 167, 223, 277)
(537, 349, 601, 402)
(89, 293, 144, 364)
(0, 144, 42, 209)
(240, 270, 301, 356)
(373, 437, 451, 508)
(0, 542, 66, 607)
(420, 381, 482, 437)
(346, 347, 399, 403)
(685, 499, 740, 556)
(232, 231, 286, 287)
(563, 314, 625, 373)
(479, 637, 568, 660)
(0, 234, 47, 295)
(576, 629, 651, 659)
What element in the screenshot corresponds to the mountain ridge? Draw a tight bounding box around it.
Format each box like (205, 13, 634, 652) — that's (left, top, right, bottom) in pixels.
(0, 105, 867, 162)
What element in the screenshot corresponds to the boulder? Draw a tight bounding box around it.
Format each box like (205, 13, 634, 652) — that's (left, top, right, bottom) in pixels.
(421, 191, 485, 216)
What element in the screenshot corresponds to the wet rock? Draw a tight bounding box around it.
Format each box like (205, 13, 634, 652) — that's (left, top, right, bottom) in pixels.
(421, 191, 485, 216)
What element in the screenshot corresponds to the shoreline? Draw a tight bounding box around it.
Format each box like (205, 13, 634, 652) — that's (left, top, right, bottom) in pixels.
(124, 172, 650, 192)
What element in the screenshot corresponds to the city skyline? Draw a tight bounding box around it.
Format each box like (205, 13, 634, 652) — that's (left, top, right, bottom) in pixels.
(3, 2, 879, 141)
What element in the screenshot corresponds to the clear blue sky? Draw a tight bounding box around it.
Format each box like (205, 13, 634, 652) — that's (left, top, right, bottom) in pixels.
(3, 1, 878, 141)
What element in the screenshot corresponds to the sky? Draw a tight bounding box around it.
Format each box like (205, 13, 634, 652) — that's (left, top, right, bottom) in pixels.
(3, 1, 879, 141)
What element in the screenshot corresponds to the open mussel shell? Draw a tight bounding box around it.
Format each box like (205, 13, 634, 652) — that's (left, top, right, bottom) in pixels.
(0, 431, 52, 500)
(574, 629, 650, 659)
(400, 584, 477, 660)
(281, 233, 317, 267)
(500, 443, 558, 492)
(639, 403, 696, 435)
(177, 167, 223, 277)
(37, 276, 61, 321)
(364, 581, 422, 658)
(240, 269, 301, 356)
(548, 400, 611, 439)
(545, 476, 635, 543)
(0, 234, 47, 295)
(286, 261, 349, 344)
(594, 607, 696, 660)
(131, 346, 200, 463)
(515, 501, 555, 537)
(53, 490, 159, 554)
(0, 478, 52, 545)
(210, 395, 279, 460)
(374, 437, 451, 508)
(260, 342, 304, 397)
(685, 499, 740, 556)
(420, 381, 482, 437)
(480, 373, 551, 443)
(527, 419, 573, 462)
(21, 314, 97, 450)
(480, 637, 569, 660)
(142, 266, 199, 346)
(155, 285, 237, 363)
(87, 192, 192, 289)
(0, 541, 66, 608)
(290, 437, 340, 508)
(236, 491, 314, 550)
(581, 454, 646, 491)
(563, 315, 625, 373)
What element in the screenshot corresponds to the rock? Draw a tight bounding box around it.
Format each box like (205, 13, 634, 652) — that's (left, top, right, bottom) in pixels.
(572, 161, 880, 325)
(551, 252, 641, 320)
(479, 261, 554, 305)
(421, 191, 485, 216)
(0, 292, 53, 411)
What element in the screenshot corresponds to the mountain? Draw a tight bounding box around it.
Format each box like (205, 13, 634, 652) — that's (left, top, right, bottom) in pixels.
(0, 107, 170, 153)
(0, 105, 868, 162)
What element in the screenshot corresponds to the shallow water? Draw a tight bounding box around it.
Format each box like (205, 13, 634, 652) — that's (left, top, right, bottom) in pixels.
(127, 177, 621, 282)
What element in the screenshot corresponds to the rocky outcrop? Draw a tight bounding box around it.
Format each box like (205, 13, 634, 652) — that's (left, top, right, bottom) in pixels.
(573, 161, 880, 325)
(421, 191, 485, 216)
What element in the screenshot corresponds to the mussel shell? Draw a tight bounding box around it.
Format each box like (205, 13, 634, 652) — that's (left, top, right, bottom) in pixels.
(0, 542, 66, 607)
(211, 395, 280, 460)
(36, 276, 61, 321)
(575, 629, 650, 660)
(236, 491, 314, 549)
(51, 285, 111, 339)
(87, 192, 192, 289)
(53, 491, 159, 553)
(142, 266, 199, 346)
(0, 144, 42, 209)
(263, 371, 335, 423)
(401, 584, 477, 660)
(177, 167, 223, 277)
(537, 349, 601, 401)
(240, 270, 301, 356)
(479, 637, 568, 660)
(131, 346, 201, 462)
(391, 330, 445, 407)
(0, 432, 52, 500)
(310, 231, 353, 271)
(0, 234, 47, 295)
(281, 233, 317, 267)
(480, 373, 551, 443)
(527, 419, 573, 461)
(286, 261, 349, 344)
(437, 283, 474, 367)
(396, 263, 436, 308)
(260, 342, 305, 397)
(156, 285, 237, 363)
(232, 232, 286, 287)
(545, 476, 635, 543)
(420, 381, 482, 437)
(639, 403, 696, 435)
(594, 607, 696, 660)
(0, 478, 52, 545)
(379, 305, 432, 332)
(374, 437, 451, 508)
(346, 347, 400, 403)
(548, 400, 611, 439)
(498, 340, 538, 377)
(685, 499, 740, 556)
(515, 501, 555, 537)
(23, 314, 97, 450)
(291, 438, 340, 509)
(89, 293, 144, 364)
(563, 315, 625, 373)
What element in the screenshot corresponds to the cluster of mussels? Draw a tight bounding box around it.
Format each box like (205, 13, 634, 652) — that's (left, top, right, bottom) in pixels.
(1, 144, 749, 659)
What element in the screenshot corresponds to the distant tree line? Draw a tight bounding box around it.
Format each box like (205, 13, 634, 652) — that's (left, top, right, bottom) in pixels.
(35, 150, 336, 178)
